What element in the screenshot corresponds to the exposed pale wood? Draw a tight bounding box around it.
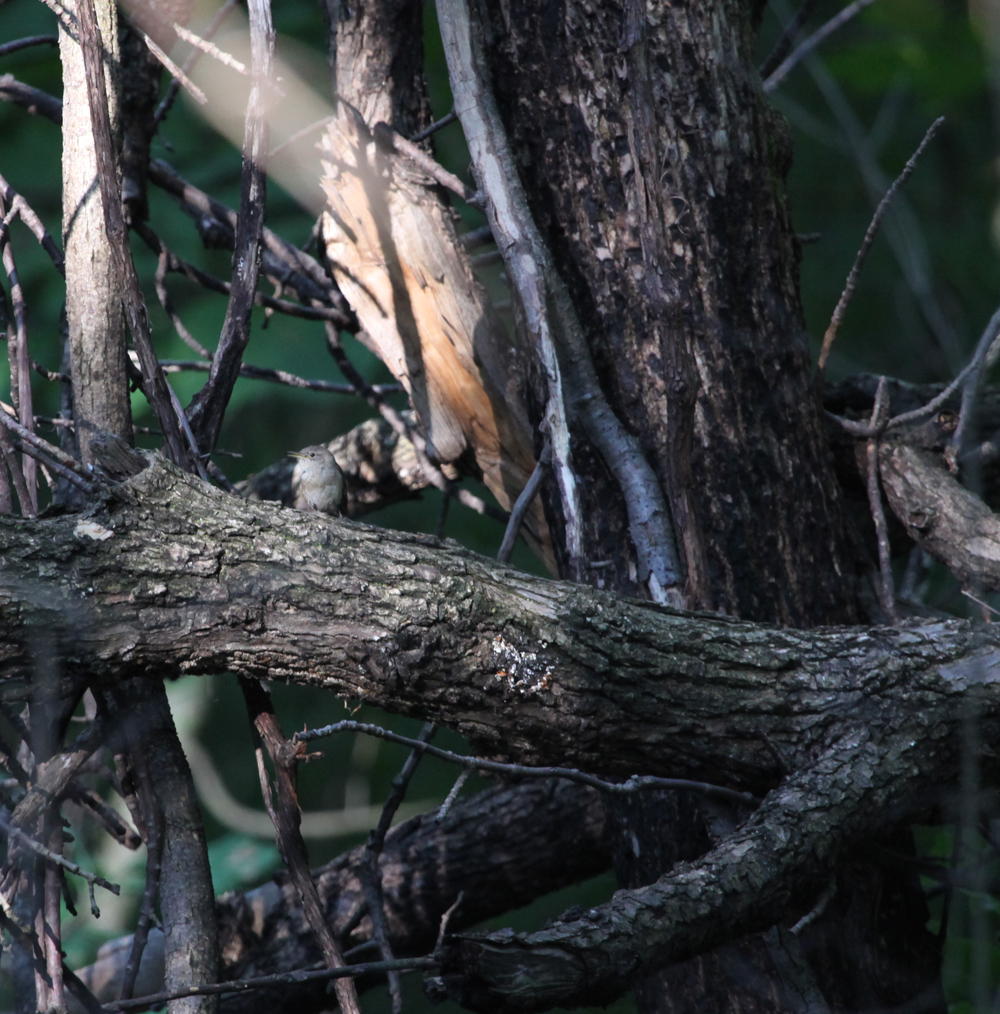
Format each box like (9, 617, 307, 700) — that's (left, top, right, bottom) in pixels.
(319, 104, 553, 570)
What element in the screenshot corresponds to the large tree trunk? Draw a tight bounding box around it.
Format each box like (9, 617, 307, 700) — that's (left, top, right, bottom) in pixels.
(475, 1, 938, 1011)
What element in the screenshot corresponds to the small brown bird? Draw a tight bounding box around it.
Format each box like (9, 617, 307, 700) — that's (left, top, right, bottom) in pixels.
(288, 445, 347, 516)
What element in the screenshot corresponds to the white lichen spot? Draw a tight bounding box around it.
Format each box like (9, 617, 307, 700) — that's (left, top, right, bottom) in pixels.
(490, 635, 554, 694)
(74, 520, 113, 542)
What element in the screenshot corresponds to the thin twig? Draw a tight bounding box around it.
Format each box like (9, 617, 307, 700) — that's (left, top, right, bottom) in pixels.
(436, 769, 469, 822)
(832, 302, 1000, 438)
(789, 879, 836, 935)
(270, 114, 336, 158)
(952, 303, 1000, 458)
(0, 814, 120, 896)
(147, 159, 356, 326)
(158, 359, 399, 396)
(153, 0, 239, 126)
(0, 72, 64, 124)
(410, 110, 457, 143)
(0, 171, 64, 274)
(136, 29, 206, 105)
(373, 122, 482, 206)
(865, 378, 899, 624)
(498, 439, 551, 563)
(362, 722, 435, 1014)
(296, 721, 760, 808)
(764, 0, 881, 93)
(759, 0, 821, 79)
(172, 22, 247, 74)
(818, 116, 943, 371)
(133, 220, 349, 326)
(152, 248, 212, 358)
(0, 35, 58, 59)
(434, 892, 463, 954)
(101, 956, 438, 1013)
(961, 588, 1000, 619)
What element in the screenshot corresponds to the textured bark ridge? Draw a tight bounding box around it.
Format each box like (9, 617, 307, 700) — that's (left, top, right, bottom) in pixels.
(1, 458, 998, 1014)
(480, 0, 855, 624)
(76, 779, 610, 1012)
(2, 457, 994, 791)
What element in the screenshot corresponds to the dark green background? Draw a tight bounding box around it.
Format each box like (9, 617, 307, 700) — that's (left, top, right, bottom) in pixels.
(0, 1, 997, 1011)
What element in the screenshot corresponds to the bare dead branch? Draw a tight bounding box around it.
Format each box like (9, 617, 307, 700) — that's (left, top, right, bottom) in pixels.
(152, 0, 238, 125)
(763, 0, 881, 93)
(362, 722, 435, 1014)
(146, 159, 356, 328)
(173, 22, 248, 74)
(0, 198, 37, 513)
(0, 405, 93, 485)
(0, 427, 32, 514)
(239, 676, 363, 1014)
(185, 0, 273, 455)
(818, 117, 943, 371)
(0, 73, 63, 123)
(297, 721, 760, 808)
(159, 359, 397, 396)
(498, 439, 551, 563)
(133, 220, 348, 326)
(436, 0, 584, 577)
(0, 813, 120, 896)
(437, 0, 683, 603)
(373, 122, 481, 206)
(102, 956, 437, 1013)
(74, 0, 195, 469)
(411, 109, 457, 142)
(758, 0, 821, 79)
(134, 28, 206, 105)
(865, 378, 899, 623)
(118, 752, 163, 1001)
(0, 171, 64, 274)
(0, 34, 58, 58)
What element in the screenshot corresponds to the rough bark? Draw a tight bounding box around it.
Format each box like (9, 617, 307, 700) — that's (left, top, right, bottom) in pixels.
(75, 779, 609, 1012)
(60, 0, 132, 465)
(480, 0, 856, 623)
(1, 462, 992, 1009)
(0, 457, 997, 783)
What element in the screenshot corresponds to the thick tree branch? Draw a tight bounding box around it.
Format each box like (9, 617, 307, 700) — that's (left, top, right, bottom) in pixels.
(0, 456, 996, 800)
(75, 779, 610, 1014)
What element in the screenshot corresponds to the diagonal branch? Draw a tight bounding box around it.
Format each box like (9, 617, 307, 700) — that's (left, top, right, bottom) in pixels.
(185, 0, 273, 455)
(74, 0, 194, 470)
(434, 743, 898, 1013)
(436, 0, 682, 604)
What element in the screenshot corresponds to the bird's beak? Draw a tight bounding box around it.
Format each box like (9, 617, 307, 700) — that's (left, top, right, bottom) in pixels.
(288, 451, 306, 459)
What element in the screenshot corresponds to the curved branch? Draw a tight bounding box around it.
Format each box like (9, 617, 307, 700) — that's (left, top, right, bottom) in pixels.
(434, 741, 898, 1013)
(0, 456, 997, 800)
(879, 441, 1000, 591)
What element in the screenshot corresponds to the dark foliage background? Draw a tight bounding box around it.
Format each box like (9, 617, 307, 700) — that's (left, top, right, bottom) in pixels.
(1, 1, 998, 1011)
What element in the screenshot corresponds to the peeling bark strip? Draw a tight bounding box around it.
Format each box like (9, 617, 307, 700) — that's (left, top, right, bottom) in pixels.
(0, 456, 997, 796)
